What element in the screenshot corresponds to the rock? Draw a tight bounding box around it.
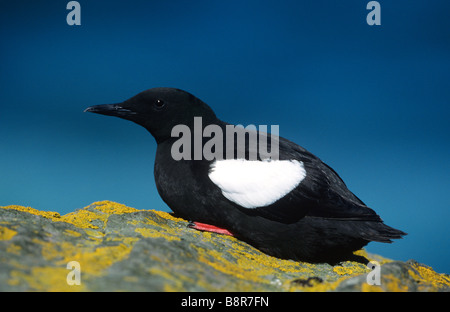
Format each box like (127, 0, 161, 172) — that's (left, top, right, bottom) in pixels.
(0, 201, 449, 292)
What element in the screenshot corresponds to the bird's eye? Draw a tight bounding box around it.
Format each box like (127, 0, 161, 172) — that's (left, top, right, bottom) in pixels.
(154, 99, 165, 109)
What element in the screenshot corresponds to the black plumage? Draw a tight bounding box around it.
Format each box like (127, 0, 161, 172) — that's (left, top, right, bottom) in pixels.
(85, 87, 406, 263)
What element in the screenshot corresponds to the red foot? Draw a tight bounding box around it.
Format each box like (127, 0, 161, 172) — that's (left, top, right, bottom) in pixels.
(188, 222, 234, 236)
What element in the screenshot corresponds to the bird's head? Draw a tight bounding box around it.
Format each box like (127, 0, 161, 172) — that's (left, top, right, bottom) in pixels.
(84, 87, 217, 143)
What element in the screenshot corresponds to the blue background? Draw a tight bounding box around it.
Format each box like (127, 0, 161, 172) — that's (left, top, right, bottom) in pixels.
(1, 1, 449, 273)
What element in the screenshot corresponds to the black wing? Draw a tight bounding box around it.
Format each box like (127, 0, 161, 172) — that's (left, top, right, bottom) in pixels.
(248, 137, 382, 224)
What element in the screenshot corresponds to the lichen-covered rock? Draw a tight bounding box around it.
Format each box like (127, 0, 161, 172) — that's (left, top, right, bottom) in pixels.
(0, 201, 448, 291)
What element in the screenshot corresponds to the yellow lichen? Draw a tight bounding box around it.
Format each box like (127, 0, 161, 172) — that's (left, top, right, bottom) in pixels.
(199, 248, 260, 282)
(135, 227, 181, 242)
(64, 229, 82, 237)
(8, 267, 85, 292)
(3, 201, 447, 292)
(59, 209, 102, 229)
(36, 234, 138, 279)
(333, 263, 368, 276)
(90, 200, 140, 215)
(363, 271, 415, 292)
(333, 266, 353, 276)
(6, 243, 21, 255)
(410, 262, 450, 291)
(361, 283, 384, 292)
(151, 209, 185, 223)
(0, 226, 17, 240)
(291, 277, 346, 292)
(84, 229, 104, 240)
(64, 244, 134, 276)
(354, 249, 392, 265)
(123, 276, 139, 283)
(148, 267, 184, 291)
(0, 205, 61, 221)
(2, 201, 142, 231)
(190, 234, 322, 291)
(383, 274, 410, 292)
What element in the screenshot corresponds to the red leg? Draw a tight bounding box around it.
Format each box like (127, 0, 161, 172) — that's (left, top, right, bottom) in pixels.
(188, 222, 234, 236)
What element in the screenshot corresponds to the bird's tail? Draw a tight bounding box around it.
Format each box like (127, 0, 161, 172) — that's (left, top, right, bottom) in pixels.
(358, 221, 407, 243)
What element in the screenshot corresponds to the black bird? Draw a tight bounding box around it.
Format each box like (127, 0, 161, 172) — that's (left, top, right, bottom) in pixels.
(85, 87, 406, 263)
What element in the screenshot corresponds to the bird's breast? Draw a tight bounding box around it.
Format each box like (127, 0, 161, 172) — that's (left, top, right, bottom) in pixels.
(154, 150, 216, 220)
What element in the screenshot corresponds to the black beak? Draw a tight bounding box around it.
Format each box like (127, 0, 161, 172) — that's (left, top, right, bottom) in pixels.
(84, 103, 136, 117)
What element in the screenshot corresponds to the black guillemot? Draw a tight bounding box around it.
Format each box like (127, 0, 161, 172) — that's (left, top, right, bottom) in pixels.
(85, 87, 406, 263)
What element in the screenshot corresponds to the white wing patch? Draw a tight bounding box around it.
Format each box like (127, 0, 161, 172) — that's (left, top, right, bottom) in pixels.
(208, 159, 306, 208)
